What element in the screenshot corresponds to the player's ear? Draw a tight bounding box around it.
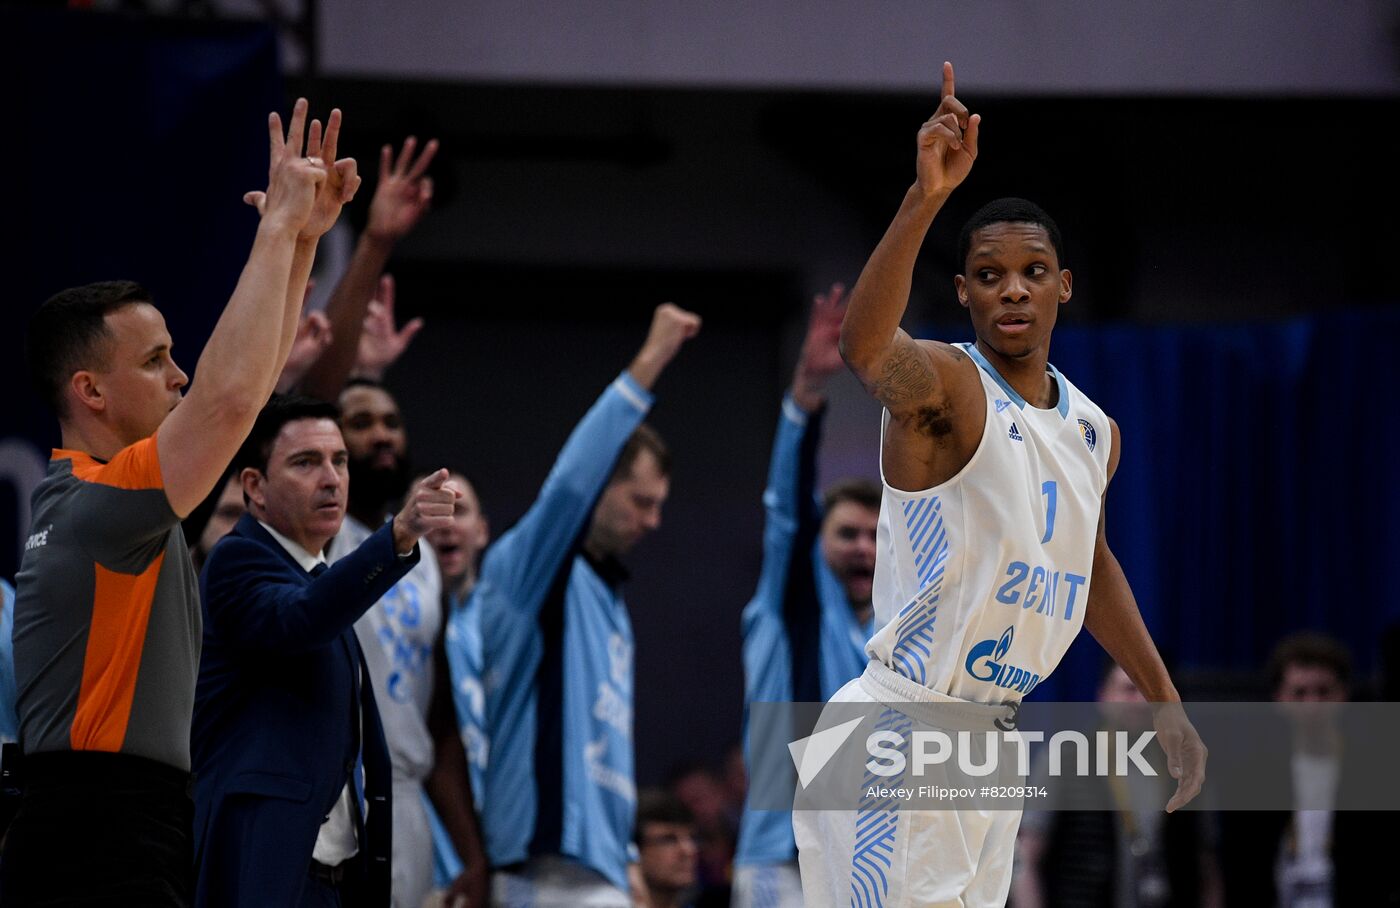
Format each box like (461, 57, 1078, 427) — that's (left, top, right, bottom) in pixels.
(954, 274, 970, 308)
(1058, 270, 1072, 304)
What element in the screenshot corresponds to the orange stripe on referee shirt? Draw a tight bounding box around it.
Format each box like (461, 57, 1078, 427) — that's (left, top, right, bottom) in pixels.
(69, 552, 165, 752)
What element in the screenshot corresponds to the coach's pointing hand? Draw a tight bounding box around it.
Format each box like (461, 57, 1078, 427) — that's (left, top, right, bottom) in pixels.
(392, 468, 462, 555)
(628, 303, 702, 391)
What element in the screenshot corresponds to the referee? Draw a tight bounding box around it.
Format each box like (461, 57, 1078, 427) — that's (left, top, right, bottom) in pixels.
(1, 100, 359, 906)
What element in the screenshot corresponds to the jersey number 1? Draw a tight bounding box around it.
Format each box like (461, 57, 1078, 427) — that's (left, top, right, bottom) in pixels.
(1040, 480, 1058, 544)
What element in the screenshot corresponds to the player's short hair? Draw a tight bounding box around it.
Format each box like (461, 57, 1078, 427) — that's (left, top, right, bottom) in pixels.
(26, 280, 154, 418)
(957, 198, 1065, 272)
(610, 423, 671, 483)
(338, 375, 402, 412)
(634, 788, 695, 843)
(1267, 632, 1353, 693)
(232, 394, 342, 477)
(822, 478, 881, 516)
(340, 375, 392, 398)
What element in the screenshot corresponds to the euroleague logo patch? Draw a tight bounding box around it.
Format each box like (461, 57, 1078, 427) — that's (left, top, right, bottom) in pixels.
(1077, 418, 1097, 452)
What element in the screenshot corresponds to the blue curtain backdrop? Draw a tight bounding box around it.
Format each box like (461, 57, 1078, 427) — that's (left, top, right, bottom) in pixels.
(921, 309, 1400, 701)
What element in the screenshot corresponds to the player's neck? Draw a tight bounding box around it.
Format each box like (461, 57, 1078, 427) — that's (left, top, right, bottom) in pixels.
(647, 887, 687, 908)
(451, 569, 478, 601)
(973, 340, 1056, 410)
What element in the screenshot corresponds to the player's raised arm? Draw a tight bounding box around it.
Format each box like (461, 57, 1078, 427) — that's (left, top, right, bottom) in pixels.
(791, 283, 847, 413)
(840, 62, 981, 418)
(159, 101, 358, 518)
(625, 302, 702, 391)
(299, 136, 438, 400)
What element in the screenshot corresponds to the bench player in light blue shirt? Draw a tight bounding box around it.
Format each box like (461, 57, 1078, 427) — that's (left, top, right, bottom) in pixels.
(428, 471, 490, 889)
(732, 286, 885, 906)
(447, 303, 700, 905)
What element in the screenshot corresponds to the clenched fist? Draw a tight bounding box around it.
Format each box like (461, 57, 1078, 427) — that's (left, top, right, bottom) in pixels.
(391, 468, 461, 554)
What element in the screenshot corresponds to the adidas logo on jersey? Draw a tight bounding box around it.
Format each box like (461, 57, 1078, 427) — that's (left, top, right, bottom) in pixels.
(1008, 422, 1023, 442)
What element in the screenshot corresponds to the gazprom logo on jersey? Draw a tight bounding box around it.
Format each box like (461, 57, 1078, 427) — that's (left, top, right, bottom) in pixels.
(1078, 418, 1097, 452)
(965, 626, 1041, 694)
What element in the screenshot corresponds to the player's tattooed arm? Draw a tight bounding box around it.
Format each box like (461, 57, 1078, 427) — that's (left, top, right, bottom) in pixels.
(850, 329, 969, 419)
(870, 336, 936, 404)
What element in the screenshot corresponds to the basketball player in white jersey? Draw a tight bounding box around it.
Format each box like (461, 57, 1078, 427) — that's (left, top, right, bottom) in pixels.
(793, 63, 1206, 907)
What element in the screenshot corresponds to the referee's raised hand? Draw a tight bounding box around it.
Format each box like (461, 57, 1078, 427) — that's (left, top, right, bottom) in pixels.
(243, 100, 361, 240)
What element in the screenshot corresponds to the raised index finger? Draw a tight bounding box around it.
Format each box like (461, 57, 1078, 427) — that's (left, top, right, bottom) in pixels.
(941, 61, 956, 101)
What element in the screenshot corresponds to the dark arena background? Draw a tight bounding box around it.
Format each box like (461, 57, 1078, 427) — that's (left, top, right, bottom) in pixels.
(2, 1, 1399, 904)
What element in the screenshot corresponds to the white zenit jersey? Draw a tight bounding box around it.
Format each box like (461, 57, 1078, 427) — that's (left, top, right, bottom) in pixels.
(866, 342, 1112, 704)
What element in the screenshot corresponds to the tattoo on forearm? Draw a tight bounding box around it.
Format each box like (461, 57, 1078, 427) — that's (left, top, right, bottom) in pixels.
(873, 344, 936, 403)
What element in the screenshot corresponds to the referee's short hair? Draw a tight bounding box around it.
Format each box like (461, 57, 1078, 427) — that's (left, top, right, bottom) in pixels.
(27, 280, 153, 418)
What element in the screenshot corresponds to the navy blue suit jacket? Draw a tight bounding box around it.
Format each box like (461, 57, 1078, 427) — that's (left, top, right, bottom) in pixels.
(192, 514, 416, 907)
